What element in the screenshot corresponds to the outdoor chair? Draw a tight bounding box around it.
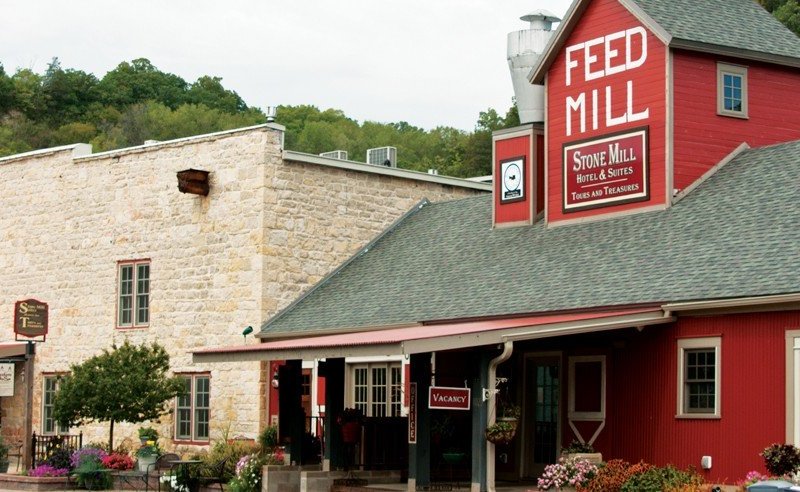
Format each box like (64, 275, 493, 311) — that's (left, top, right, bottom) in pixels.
(151, 453, 180, 492)
(199, 457, 228, 492)
(7, 440, 22, 472)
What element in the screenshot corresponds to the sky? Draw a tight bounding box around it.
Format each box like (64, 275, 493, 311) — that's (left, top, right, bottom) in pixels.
(1, 0, 573, 132)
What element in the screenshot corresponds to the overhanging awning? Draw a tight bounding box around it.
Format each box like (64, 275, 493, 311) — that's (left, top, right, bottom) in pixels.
(0, 342, 29, 359)
(193, 308, 672, 363)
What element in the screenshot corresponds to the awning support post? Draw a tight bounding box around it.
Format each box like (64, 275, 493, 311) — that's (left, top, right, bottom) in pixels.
(408, 352, 431, 492)
(321, 358, 345, 471)
(486, 342, 513, 492)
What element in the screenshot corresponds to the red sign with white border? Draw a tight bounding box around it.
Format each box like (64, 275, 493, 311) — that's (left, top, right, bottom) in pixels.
(428, 386, 471, 411)
(563, 127, 649, 212)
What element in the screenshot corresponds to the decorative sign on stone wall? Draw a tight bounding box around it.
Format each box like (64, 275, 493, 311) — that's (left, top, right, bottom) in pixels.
(14, 299, 48, 341)
(0, 364, 14, 397)
(428, 386, 471, 410)
(563, 127, 649, 212)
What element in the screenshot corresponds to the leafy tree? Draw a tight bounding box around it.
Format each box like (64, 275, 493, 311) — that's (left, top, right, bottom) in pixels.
(10, 68, 44, 118)
(774, 0, 800, 35)
(97, 58, 188, 109)
(40, 58, 99, 123)
(187, 76, 247, 113)
(0, 64, 15, 115)
(759, 0, 800, 35)
(53, 341, 186, 450)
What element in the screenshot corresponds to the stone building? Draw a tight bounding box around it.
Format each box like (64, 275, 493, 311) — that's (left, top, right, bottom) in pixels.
(0, 123, 488, 460)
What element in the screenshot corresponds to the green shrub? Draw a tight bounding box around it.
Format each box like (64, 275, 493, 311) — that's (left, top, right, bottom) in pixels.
(761, 443, 800, 476)
(620, 465, 702, 492)
(258, 425, 278, 452)
(206, 439, 259, 482)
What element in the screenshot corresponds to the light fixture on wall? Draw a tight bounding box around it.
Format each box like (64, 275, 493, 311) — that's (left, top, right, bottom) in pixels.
(271, 370, 279, 389)
(242, 326, 253, 341)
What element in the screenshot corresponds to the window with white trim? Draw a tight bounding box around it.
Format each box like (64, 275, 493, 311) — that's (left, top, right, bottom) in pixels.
(175, 374, 210, 441)
(717, 63, 748, 118)
(42, 376, 69, 435)
(117, 260, 150, 328)
(568, 355, 606, 420)
(350, 363, 402, 417)
(677, 337, 721, 418)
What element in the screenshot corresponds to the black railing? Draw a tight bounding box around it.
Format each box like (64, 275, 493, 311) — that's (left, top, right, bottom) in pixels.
(302, 416, 324, 465)
(31, 432, 82, 467)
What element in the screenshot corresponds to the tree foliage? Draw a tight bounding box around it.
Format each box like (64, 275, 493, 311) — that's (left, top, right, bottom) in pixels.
(760, 0, 800, 35)
(52, 341, 186, 450)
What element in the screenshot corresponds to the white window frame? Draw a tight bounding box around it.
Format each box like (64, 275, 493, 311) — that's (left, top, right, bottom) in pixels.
(568, 355, 606, 421)
(676, 337, 721, 418)
(117, 260, 150, 328)
(785, 330, 800, 444)
(347, 362, 403, 418)
(42, 375, 69, 435)
(175, 374, 210, 442)
(717, 63, 748, 119)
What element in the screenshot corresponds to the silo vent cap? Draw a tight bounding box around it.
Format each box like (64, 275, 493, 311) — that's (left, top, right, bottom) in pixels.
(520, 10, 561, 30)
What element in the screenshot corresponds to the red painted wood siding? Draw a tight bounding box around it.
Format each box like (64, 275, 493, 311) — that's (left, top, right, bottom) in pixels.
(672, 51, 800, 191)
(608, 311, 800, 483)
(546, 0, 667, 223)
(494, 134, 532, 224)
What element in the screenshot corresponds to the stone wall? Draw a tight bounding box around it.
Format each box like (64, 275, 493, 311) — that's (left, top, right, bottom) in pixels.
(0, 125, 484, 452)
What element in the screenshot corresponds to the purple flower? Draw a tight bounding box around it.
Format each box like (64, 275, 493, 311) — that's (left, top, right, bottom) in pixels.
(70, 447, 109, 468)
(28, 464, 69, 477)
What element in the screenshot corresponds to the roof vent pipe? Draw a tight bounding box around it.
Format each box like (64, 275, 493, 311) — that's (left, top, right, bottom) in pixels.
(507, 10, 561, 123)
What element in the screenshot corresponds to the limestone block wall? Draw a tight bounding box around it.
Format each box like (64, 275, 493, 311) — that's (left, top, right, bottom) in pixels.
(0, 125, 485, 453)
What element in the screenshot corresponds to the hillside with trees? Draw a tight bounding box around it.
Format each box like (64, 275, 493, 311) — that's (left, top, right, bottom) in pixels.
(0, 57, 517, 178)
(1, 1, 795, 178)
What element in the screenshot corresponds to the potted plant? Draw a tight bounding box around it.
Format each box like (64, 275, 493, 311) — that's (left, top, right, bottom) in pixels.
(0, 435, 9, 473)
(485, 401, 521, 444)
(137, 426, 159, 445)
(135, 440, 160, 472)
(561, 439, 603, 464)
(337, 408, 364, 444)
(442, 448, 466, 465)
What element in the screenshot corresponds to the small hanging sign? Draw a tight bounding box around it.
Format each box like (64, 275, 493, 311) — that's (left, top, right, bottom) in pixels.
(14, 299, 48, 341)
(429, 386, 471, 410)
(0, 364, 14, 396)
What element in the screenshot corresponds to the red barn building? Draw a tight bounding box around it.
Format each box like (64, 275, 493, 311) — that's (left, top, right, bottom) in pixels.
(196, 0, 800, 490)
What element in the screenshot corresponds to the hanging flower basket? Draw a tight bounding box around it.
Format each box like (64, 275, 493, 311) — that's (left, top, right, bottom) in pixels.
(485, 418, 518, 445)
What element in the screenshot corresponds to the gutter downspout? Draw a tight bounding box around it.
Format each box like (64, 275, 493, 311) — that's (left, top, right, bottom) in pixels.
(486, 341, 514, 492)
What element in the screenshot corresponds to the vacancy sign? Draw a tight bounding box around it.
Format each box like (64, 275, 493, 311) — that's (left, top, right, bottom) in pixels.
(429, 386, 471, 410)
(563, 127, 649, 212)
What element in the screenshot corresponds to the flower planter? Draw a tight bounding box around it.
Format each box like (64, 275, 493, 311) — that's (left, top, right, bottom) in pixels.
(485, 418, 518, 444)
(138, 454, 157, 472)
(564, 452, 603, 464)
(341, 422, 361, 444)
(442, 452, 466, 465)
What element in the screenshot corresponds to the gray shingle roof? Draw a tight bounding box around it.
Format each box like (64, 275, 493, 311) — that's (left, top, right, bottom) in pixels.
(634, 0, 800, 60)
(260, 140, 800, 336)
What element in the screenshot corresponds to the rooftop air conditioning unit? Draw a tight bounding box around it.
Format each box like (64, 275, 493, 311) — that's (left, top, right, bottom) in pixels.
(320, 150, 348, 160)
(366, 146, 397, 167)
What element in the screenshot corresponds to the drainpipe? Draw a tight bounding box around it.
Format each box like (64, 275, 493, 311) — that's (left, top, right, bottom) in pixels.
(486, 341, 513, 492)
